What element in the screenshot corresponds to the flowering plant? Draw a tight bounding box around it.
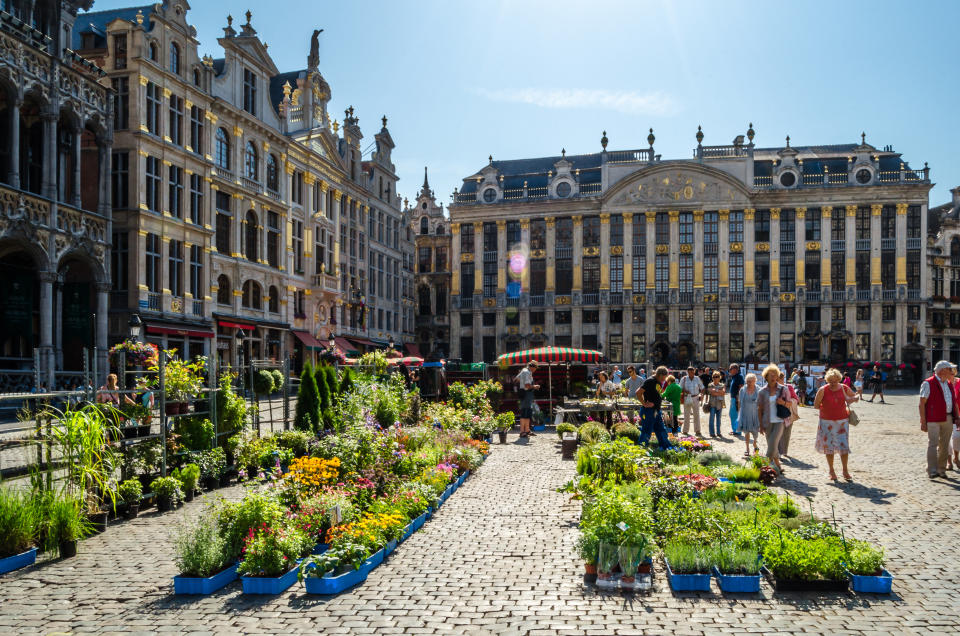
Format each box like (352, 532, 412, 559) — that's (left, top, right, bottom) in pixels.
(237, 522, 311, 577)
(327, 512, 407, 551)
(679, 473, 719, 492)
(109, 339, 158, 367)
(286, 456, 341, 492)
(288, 491, 355, 543)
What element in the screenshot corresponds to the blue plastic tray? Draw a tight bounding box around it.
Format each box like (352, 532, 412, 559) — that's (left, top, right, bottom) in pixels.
(400, 523, 414, 543)
(174, 563, 238, 595)
(240, 561, 301, 594)
(849, 569, 893, 594)
(712, 566, 761, 593)
(384, 539, 398, 556)
(665, 558, 712, 592)
(304, 566, 368, 595)
(311, 543, 329, 555)
(411, 511, 427, 531)
(0, 548, 37, 575)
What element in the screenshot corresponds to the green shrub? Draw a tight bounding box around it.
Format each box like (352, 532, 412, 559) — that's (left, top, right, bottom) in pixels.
(294, 363, 321, 433)
(322, 365, 339, 396)
(174, 511, 230, 577)
(664, 540, 712, 574)
(0, 487, 37, 558)
(253, 370, 275, 396)
(216, 372, 248, 434)
(118, 479, 142, 505)
(763, 534, 847, 581)
(556, 421, 577, 438)
(175, 417, 215, 451)
(338, 367, 355, 395)
(696, 451, 735, 467)
(845, 541, 885, 575)
(45, 494, 92, 549)
(270, 369, 284, 392)
(178, 464, 200, 492)
(275, 430, 312, 456)
(578, 422, 610, 445)
(612, 421, 640, 442)
(315, 364, 332, 429)
(151, 476, 184, 505)
(216, 493, 285, 560)
(792, 521, 839, 540)
(708, 544, 760, 575)
(727, 466, 761, 482)
(196, 447, 226, 480)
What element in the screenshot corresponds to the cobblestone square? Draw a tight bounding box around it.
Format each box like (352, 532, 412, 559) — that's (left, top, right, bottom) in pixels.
(1, 391, 958, 635)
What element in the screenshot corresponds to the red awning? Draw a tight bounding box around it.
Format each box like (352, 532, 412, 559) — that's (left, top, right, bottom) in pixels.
(218, 321, 254, 330)
(349, 337, 376, 347)
(404, 343, 422, 357)
(335, 337, 358, 353)
(292, 330, 324, 349)
(146, 325, 214, 338)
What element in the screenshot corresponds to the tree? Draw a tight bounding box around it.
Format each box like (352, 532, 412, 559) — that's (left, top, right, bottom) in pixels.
(315, 363, 332, 430)
(322, 364, 339, 396)
(339, 367, 355, 396)
(294, 362, 320, 433)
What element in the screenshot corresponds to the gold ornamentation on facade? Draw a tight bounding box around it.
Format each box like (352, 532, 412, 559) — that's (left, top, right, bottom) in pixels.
(718, 209, 730, 220)
(846, 205, 857, 217)
(796, 207, 806, 219)
(668, 210, 679, 221)
(599, 213, 610, 224)
(532, 325, 543, 334)
(703, 294, 718, 303)
(303, 173, 316, 185)
(645, 211, 656, 223)
(461, 253, 474, 262)
(770, 207, 781, 220)
(871, 204, 883, 216)
(450, 223, 460, 234)
(507, 326, 519, 335)
(730, 242, 743, 252)
(610, 245, 623, 256)
(483, 298, 496, 307)
(632, 294, 645, 305)
(622, 212, 633, 223)
(583, 246, 600, 257)
(934, 257, 946, 266)
(519, 219, 530, 230)
(496, 220, 506, 230)
(555, 295, 571, 305)
(693, 209, 704, 221)
(744, 208, 755, 220)
(755, 242, 770, 252)
(655, 244, 669, 254)
(780, 293, 795, 302)
(572, 215, 583, 226)
(530, 249, 546, 258)
(473, 222, 483, 232)
(233, 125, 243, 137)
(896, 203, 908, 215)
(545, 217, 555, 228)
(805, 241, 822, 251)
(822, 205, 833, 218)
(679, 244, 692, 254)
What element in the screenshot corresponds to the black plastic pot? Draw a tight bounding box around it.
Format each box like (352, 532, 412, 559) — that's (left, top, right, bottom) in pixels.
(125, 503, 140, 520)
(203, 475, 219, 491)
(88, 511, 108, 534)
(761, 566, 849, 592)
(184, 489, 195, 502)
(157, 496, 173, 512)
(59, 540, 77, 559)
(497, 431, 508, 444)
(219, 474, 233, 488)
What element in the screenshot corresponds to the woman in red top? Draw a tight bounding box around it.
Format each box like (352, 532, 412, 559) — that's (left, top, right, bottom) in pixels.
(813, 367, 858, 482)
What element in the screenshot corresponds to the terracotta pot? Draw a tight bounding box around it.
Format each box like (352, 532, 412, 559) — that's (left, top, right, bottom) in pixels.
(584, 563, 597, 575)
(637, 562, 652, 574)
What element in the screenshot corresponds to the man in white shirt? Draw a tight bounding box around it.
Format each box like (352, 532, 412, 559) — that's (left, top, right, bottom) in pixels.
(679, 366, 705, 436)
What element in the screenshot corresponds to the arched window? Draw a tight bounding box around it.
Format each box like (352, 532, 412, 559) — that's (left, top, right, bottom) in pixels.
(193, 68, 201, 87)
(148, 41, 158, 61)
(216, 274, 230, 305)
(266, 154, 278, 192)
(435, 224, 445, 235)
(268, 285, 279, 313)
(244, 141, 258, 181)
(169, 42, 180, 74)
(242, 280, 262, 309)
(245, 210, 258, 261)
(420, 217, 429, 235)
(215, 128, 230, 170)
(952, 238, 960, 266)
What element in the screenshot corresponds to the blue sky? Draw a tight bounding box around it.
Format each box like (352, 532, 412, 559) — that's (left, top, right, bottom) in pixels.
(89, 0, 960, 209)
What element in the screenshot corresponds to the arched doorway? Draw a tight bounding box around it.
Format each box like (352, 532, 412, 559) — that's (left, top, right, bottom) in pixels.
(651, 340, 670, 365)
(58, 256, 96, 371)
(0, 248, 40, 368)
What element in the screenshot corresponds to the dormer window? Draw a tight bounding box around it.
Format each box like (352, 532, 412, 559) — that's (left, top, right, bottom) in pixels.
(169, 42, 180, 74)
(149, 41, 158, 61)
(193, 68, 201, 87)
(243, 69, 257, 116)
(482, 188, 497, 203)
(114, 33, 127, 69)
(420, 217, 429, 235)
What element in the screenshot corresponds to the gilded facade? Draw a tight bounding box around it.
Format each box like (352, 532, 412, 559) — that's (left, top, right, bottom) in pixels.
(449, 127, 931, 370)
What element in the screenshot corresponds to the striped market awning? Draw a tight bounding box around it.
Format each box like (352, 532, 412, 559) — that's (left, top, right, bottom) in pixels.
(496, 346, 604, 365)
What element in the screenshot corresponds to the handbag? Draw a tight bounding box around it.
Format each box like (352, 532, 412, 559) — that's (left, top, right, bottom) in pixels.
(702, 402, 710, 414)
(774, 387, 791, 419)
(848, 408, 859, 426)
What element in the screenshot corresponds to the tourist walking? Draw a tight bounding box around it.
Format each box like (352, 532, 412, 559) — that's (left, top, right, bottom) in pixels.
(662, 374, 682, 434)
(728, 364, 744, 435)
(516, 361, 540, 439)
(738, 373, 761, 457)
(919, 360, 959, 479)
(611, 366, 622, 385)
(796, 369, 808, 406)
(756, 364, 789, 475)
(595, 371, 616, 429)
(624, 365, 644, 400)
(867, 364, 887, 403)
(679, 366, 704, 436)
(814, 367, 858, 482)
(854, 368, 865, 399)
(706, 371, 726, 439)
(637, 366, 672, 449)
(699, 367, 712, 392)
(778, 370, 800, 458)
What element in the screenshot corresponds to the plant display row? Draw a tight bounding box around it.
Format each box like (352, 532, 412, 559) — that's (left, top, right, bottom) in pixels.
(171, 369, 498, 595)
(565, 424, 890, 594)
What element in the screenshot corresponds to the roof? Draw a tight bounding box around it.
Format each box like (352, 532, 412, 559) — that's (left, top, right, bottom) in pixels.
(73, 5, 155, 49)
(211, 58, 225, 76)
(460, 152, 602, 194)
(269, 70, 302, 115)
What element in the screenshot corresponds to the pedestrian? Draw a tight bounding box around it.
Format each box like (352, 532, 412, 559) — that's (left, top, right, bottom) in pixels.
(919, 360, 959, 479)
(679, 366, 704, 436)
(813, 367, 857, 482)
(662, 374, 682, 434)
(706, 371, 726, 439)
(796, 369, 808, 406)
(728, 364, 744, 435)
(854, 368, 865, 399)
(951, 365, 960, 472)
(637, 367, 647, 382)
(96, 373, 131, 406)
(624, 365, 644, 400)
(636, 366, 672, 449)
(611, 366, 622, 385)
(699, 366, 712, 392)
(595, 371, 616, 429)
(867, 364, 887, 403)
(778, 370, 800, 458)
(738, 373, 761, 457)
(842, 372, 853, 389)
(757, 364, 789, 475)
(516, 361, 540, 439)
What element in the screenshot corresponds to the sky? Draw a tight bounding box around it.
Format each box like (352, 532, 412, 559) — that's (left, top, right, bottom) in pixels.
(88, 0, 960, 210)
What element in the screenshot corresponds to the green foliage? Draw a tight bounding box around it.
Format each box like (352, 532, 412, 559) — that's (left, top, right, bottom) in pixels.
(151, 477, 184, 505)
(216, 372, 249, 434)
(338, 367, 355, 395)
(611, 421, 640, 442)
(653, 494, 728, 545)
(495, 412, 515, 432)
(237, 523, 311, 577)
(664, 540, 712, 574)
(44, 404, 121, 513)
(322, 365, 339, 396)
(174, 511, 230, 577)
(578, 421, 611, 445)
(447, 380, 503, 413)
(270, 370, 284, 393)
(576, 438, 646, 482)
(844, 540, 885, 575)
(0, 487, 37, 558)
(178, 464, 201, 492)
(294, 362, 321, 433)
(727, 466, 762, 483)
(696, 451, 735, 467)
(792, 521, 839, 540)
(45, 494, 92, 547)
(762, 534, 847, 581)
(579, 485, 655, 550)
(556, 421, 577, 438)
(196, 447, 226, 480)
(275, 430, 312, 456)
(707, 544, 761, 575)
(159, 353, 207, 402)
(118, 479, 142, 505)
(299, 541, 369, 579)
(315, 364, 333, 430)
(358, 350, 390, 375)
(216, 493, 285, 560)
(175, 417, 215, 451)
(253, 369, 275, 396)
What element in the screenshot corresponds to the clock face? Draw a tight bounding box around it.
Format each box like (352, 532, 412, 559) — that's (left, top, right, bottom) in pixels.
(482, 188, 496, 203)
(856, 168, 872, 184)
(779, 171, 796, 187)
(556, 181, 572, 198)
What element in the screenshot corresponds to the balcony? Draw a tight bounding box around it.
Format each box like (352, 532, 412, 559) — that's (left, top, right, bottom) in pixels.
(753, 165, 930, 190)
(555, 246, 573, 259)
(607, 149, 654, 164)
(655, 292, 670, 304)
(266, 188, 282, 202)
(806, 282, 821, 292)
(483, 250, 498, 262)
(610, 292, 623, 305)
(779, 241, 795, 254)
(832, 291, 845, 302)
(856, 290, 871, 301)
(241, 176, 262, 194)
(882, 290, 897, 300)
(855, 239, 871, 251)
(907, 289, 921, 300)
(831, 240, 845, 252)
(755, 291, 770, 303)
(699, 144, 748, 158)
(703, 242, 718, 254)
(881, 238, 896, 250)
(213, 166, 234, 181)
(582, 293, 599, 305)
(729, 291, 744, 303)
(459, 296, 474, 309)
(191, 299, 204, 316)
(529, 294, 545, 307)
(147, 292, 161, 311)
(906, 238, 921, 250)
(633, 243, 646, 256)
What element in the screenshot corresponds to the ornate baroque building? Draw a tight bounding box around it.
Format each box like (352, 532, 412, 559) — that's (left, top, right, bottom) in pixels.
(927, 186, 960, 370)
(448, 127, 930, 369)
(0, 0, 113, 390)
(409, 168, 450, 358)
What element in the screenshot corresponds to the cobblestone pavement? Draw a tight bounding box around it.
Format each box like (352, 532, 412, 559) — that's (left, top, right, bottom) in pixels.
(1, 389, 959, 635)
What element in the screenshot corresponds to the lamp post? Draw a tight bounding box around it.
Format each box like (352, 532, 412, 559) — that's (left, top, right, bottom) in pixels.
(128, 313, 142, 341)
(388, 337, 394, 353)
(235, 329, 245, 370)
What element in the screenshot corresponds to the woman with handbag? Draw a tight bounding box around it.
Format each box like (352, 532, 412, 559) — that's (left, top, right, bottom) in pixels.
(813, 367, 858, 482)
(756, 364, 790, 475)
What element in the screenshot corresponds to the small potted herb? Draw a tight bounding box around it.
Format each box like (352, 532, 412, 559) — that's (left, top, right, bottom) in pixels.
(299, 541, 374, 595)
(618, 536, 653, 591)
(845, 540, 892, 593)
(0, 487, 39, 574)
(495, 412, 514, 444)
(47, 495, 93, 559)
(173, 512, 236, 595)
(118, 479, 142, 520)
(596, 541, 620, 589)
(197, 447, 226, 491)
(663, 541, 712, 592)
(151, 476, 185, 512)
(238, 523, 312, 594)
(175, 464, 201, 502)
(710, 544, 761, 593)
(761, 533, 849, 592)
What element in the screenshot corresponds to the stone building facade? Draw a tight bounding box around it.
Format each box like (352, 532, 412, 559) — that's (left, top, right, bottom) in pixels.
(448, 127, 931, 369)
(409, 168, 451, 358)
(927, 186, 960, 372)
(0, 0, 114, 390)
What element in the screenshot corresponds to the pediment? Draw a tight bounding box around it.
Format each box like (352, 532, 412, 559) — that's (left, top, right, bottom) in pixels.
(605, 163, 752, 208)
(226, 38, 279, 76)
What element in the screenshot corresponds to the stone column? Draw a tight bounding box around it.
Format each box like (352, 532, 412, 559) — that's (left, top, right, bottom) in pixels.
(96, 282, 110, 375)
(743, 209, 756, 353)
(97, 136, 112, 217)
(8, 99, 20, 188)
(645, 211, 656, 351)
(71, 126, 82, 207)
(718, 210, 730, 367)
(54, 277, 63, 369)
(795, 207, 806, 293)
(39, 271, 56, 388)
(450, 223, 461, 298)
(41, 112, 58, 201)
(520, 219, 531, 294)
(545, 217, 556, 293)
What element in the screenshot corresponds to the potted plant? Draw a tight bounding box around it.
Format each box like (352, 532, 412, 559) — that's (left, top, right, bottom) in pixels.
(761, 534, 849, 592)
(596, 540, 620, 589)
(710, 544, 761, 593)
(160, 352, 207, 415)
(238, 523, 312, 594)
(197, 448, 227, 491)
(298, 541, 377, 595)
(0, 487, 39, 574)
(46, 494, 93, 559)
(173, 511, 237, 595)
(118, 479, 142, 520)
(175, 464, 201, 502)
(845, 540, 892, 594)
(663, 541, 712, 592)
(151, 476, 185, 512)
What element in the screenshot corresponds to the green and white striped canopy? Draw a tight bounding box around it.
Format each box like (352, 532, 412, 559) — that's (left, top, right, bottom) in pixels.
(496, 346, 604, 365)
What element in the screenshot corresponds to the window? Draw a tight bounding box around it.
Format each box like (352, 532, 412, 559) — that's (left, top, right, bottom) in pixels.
(556, 311, 571, 324)
(189, 245, 202, 299)
(245, 211, 258, 262)
(633, 214, 646, 247)
(531, 259, 546, 294)
(111, 151, 129, 209)
(780, 334, 795, 362)
(168, 165, 183, 218)
(755, 307, 770, 322)
(215, 192, 231, 254)
(435, 247, 448, 272)
(461, 263, 474, 295)
(482, 312, 496, 326)
(655, 213, 669, 245)
(583, 216, 600, 247)
(805, 208, 821, 241)
(242, 280, 262, 309)
(267, 212, 280, 268)
(729, 210, 744, 243)
(655, 254, 669, 293)
(907, 251, 921, 289)
(145, 82, 161, 135)
(679, 212, 693, 244)
(755, 209, 770, 242)
(610, 214, 623, 246)
(805, 306, 821, 323)
(704, 255, 718, 293)
(852, 334, 869, 360)
(831, 253, 845, 287)
(292, 219, 304, 273)
(781, 307, 795, 322)
(436, 288, 447, 314)
(189, 105, 204, 153)
(420, 217, 429, 235)
(729, 253, 744, 292)
(556, 257, 572, 294)
(169, 42, 180, 74)
(556, 217, 573, 249)
(881, 205, 896, 239)
(755, 333, 769, 360)
(856, 252, 870, 289)
(729, 334, 743, 362)
(483, 222, 497, 252)
(679, 309, 694, 323)
(679, 254, 693, 293)
(111, 231, 128, 291)
(216, 274, 230, 305)
(245, 141, 258, 181)
(193, 68, 201, 87)
(907, 206, 921, 238)
(611, 255, 623, 293)
(482, 260, 497, 297)
(583, 310, 599, 324)
(583, 257, 600, 294)
(882, 305, 896, 321)
(781, 260, 795, 292)
(632, 310, 644, 324)
(268, 285, 279, 313)
(313, 181, 323, 215)
(168, 239, 183, 297)
(608, 335, 623, 363)
(418, 247, 431, 272)
(832, 306, 846, 328)
(189, 174, 203, 225)
(215, 128, 230, 170)
(169, 96, 185, 143)
(857, 305, 870, 321)
(831, 214, 845, 241)
(291, 171, 304, 205)
(145, 156, 161, 212)
(631, 334, 646, 361)
(781, 209, 795, 242)
(418, 286, 431, 315)
(145, 233, 160, 292)
(111, 77, 128, 130)
(148, 41, 158, 61)
(632, 254, 645, 292)
(243, 68, 257, 116)
(704, 211, 718, 244)
(507, 220, 521, 246)
(703, 334, 718, 363)
(856, 206, 870, 240)
(730, 307, 744, 322)
(114, 33, 127, 69)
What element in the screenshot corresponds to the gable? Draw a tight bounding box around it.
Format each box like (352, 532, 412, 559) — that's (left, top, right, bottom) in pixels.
(605, 162, 752, 208)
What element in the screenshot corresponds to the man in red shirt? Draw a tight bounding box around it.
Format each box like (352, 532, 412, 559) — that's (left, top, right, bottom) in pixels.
(919, 360, 959, 479)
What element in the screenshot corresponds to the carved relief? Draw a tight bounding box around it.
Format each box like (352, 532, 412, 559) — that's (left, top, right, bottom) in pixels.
(609, 168, 750, 207)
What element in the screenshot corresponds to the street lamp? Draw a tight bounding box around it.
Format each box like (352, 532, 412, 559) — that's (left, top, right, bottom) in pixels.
(328, 333, 336, 350)
(128, 313, 142, 341)
(235, 329, 245, 368)
(388, 337, 394, 352)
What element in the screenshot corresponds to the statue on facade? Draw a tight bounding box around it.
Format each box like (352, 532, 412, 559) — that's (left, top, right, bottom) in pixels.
(307, 29, 323, 71)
